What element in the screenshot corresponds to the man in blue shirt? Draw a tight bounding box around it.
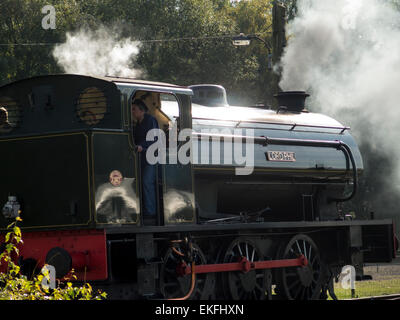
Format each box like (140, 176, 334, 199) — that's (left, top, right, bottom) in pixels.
(131, 99, 159, 225)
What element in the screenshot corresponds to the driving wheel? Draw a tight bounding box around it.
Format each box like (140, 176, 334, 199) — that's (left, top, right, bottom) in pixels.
(275, 234, 323, 300)
(221, 237, 269, 300)
(159, 242, 215, 299)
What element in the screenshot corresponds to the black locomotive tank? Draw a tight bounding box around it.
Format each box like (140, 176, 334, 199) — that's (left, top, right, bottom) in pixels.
(162, 91, 362, 222)
(0, 75, 395, 300)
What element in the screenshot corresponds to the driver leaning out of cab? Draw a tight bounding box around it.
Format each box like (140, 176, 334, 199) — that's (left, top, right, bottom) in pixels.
(131, 99, 159, 226)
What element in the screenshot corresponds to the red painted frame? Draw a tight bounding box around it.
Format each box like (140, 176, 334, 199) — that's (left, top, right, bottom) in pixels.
(13, 229, 107, 281)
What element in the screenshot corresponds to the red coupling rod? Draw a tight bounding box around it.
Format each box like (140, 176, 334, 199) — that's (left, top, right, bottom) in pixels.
(177, 255, 308, 276)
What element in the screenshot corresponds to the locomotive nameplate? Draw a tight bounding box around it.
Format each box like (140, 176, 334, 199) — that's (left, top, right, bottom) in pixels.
(266, 151, 296, 162)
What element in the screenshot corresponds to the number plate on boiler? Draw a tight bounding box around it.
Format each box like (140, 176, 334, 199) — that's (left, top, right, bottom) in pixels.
(266, 151, 296, 162)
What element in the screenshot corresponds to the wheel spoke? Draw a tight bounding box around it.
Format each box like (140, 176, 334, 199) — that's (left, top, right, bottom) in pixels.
(237, 244, 243, 257)
(287, 279, 300, 290)
(292, 283, 302, 299)
(223, 238, 267, 300)
(285, 270, 297, 277)
(310, 255, 318, 265)
(255, 283, 264, 291)
(295, 240, 302, 255)
(161, 244, 213, 300)
(277, 235, 322, 300)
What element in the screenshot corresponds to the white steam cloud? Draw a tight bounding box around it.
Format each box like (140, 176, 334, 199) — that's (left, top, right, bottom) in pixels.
(279, 0, 400, 187)
(52, 27, 142, 78)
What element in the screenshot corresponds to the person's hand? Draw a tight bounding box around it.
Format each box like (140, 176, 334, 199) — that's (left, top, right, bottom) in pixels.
(137, 145, 143, 153)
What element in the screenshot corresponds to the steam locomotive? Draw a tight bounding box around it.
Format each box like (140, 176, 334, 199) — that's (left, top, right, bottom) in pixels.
(0, 74, 395, 300)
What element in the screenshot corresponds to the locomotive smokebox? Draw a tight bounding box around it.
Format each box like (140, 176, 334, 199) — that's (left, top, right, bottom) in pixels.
(274, 91, 310, 112)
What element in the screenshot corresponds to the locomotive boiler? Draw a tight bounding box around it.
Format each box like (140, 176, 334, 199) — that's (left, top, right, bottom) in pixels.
(0, 74, 395, 300)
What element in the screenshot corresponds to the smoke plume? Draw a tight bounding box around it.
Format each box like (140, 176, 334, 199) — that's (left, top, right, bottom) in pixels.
(279, 0, 400, 225)
(52, 26, 142, 78)
(279, 0, 400, 184)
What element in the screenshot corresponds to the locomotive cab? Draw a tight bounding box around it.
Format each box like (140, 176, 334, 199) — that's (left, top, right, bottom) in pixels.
(0, 74, 195, 231)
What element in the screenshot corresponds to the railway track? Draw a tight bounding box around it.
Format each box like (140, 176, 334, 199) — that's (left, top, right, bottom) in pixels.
(346, 293, 400, 300)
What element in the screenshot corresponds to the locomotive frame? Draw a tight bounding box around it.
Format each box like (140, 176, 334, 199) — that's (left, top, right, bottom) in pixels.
(0, 74, 395, 300)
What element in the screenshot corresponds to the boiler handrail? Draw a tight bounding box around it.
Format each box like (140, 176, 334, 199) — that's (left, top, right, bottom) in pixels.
(193, 131, 358, 202)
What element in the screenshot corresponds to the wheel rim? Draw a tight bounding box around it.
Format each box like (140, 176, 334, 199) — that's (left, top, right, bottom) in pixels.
(159, 243, 215, 299)
(222, 237, 268, 300)
(276, 234, 322, 300)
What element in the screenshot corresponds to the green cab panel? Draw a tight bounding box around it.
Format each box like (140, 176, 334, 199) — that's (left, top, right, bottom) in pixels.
(0, 133, 91, 229)
(92, 132, 139, 224)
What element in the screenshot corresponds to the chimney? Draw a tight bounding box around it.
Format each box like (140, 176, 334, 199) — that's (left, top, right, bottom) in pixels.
(274, 91, 309, 112)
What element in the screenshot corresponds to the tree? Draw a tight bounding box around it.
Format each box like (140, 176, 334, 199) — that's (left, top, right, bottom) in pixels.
(279, 0, 297, 21)
(0, 0, 90, 85)
(224, 0, 275, 105)
(0, 0, 278, 106)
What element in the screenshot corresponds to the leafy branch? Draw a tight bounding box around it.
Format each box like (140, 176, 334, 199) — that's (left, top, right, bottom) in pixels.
(0, 217, 107, 300)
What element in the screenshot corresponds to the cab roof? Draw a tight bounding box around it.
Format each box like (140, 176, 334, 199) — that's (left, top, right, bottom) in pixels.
(0, 74, 193, 95)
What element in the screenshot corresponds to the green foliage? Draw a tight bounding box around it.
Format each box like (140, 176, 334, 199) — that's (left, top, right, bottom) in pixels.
(0, 0, 279, 105)
(3, 0, 400, 105)
(0, 218, 106, 300)
(279, 0, 298, 21)
(0, 0, 88, 83)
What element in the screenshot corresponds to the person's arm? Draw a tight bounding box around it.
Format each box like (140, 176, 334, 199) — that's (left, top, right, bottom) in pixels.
(137, 116, 159, 152)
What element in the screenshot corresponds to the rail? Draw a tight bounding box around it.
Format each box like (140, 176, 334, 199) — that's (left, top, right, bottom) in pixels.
(344, 293, 400, 300)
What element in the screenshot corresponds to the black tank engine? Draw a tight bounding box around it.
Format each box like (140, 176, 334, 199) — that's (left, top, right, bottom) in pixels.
(0, 74, 395, 299)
